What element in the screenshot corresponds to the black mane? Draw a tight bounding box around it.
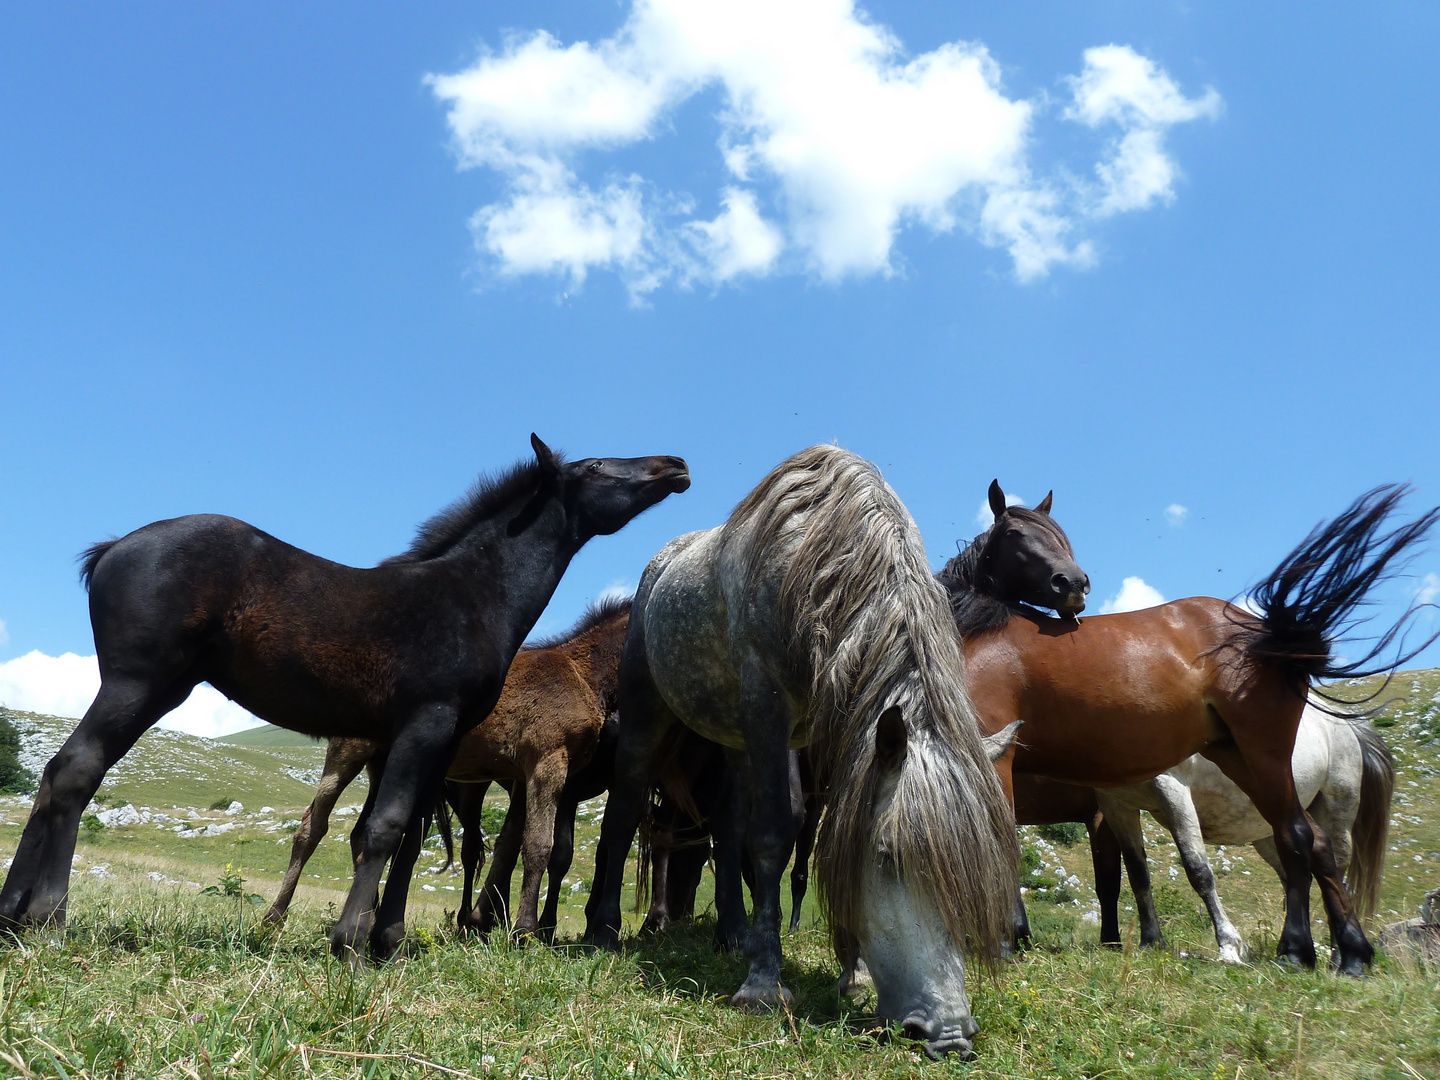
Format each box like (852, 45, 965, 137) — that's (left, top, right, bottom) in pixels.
(935, 528, 1013, 638)
(384, 456, 563, 565)
(523, 593, 633, 651)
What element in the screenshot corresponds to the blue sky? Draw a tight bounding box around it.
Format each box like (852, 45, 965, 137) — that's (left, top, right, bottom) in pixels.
(2, 2, 1438, 735)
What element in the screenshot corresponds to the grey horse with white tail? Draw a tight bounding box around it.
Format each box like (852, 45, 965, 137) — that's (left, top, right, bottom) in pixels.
(586, 445, 1019, 1060)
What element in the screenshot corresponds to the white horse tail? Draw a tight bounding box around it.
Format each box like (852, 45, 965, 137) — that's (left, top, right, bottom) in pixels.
(1347, 719, 1394, 922)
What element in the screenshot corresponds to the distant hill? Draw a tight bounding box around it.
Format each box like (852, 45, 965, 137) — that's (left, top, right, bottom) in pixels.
(216, 724, 321, 748)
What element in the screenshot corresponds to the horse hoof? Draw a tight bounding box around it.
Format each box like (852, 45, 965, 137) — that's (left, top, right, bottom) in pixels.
(640, 915, 668, 935)
(1330, 951, 1368, 978)
(1217, 943, 1247, 964)
(1273, 949, 1316, 972)
(590, 926, 622, 952)
(730, 980, 792, 1013)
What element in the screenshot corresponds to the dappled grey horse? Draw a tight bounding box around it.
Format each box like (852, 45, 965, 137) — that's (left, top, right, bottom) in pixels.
(587, 445, 1018, 1060)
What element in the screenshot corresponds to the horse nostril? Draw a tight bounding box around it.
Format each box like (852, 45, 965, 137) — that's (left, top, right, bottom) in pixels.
(1051, 573, 1070, 592)
(1082, 575, 1091, 595)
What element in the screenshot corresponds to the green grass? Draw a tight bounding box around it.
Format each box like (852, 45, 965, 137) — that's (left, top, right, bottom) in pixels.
(1, 672, 1439, 1078)
(217, 726, 324, 749)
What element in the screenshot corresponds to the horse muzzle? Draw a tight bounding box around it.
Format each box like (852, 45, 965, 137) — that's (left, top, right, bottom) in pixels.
(901, 1011, 978, 1060)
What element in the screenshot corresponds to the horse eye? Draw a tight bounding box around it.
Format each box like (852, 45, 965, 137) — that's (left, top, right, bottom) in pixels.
(588, 460, 604, 473)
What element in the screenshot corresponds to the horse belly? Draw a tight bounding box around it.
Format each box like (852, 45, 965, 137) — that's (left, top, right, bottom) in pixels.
(1154, 756, 1264, 843)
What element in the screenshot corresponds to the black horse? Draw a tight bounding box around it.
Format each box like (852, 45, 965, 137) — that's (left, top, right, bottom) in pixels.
(0, 435, 688, 961)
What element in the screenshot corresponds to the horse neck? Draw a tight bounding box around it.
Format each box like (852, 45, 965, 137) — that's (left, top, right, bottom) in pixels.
(445, 502, 585, 658)
(563, 616, 628, 715)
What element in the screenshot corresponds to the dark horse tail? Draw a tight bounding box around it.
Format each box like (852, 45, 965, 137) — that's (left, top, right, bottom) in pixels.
(1347, 719, 1394, 923)
(1227, 485, 1440, 705)
(426, 793, 455, 872)
(79, 539, 120, 591)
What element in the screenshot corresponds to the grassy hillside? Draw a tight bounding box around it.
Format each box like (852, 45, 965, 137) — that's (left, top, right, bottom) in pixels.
(216, 724, 324, 749)
(0, 672, 1437, 1078)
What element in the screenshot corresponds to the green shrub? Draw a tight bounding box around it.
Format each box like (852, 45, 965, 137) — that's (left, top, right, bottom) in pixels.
(1037, 821, 1086, 846)
(0, 711, 35, 795)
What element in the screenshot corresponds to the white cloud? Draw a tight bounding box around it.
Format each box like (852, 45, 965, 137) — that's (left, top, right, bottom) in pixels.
(687, 188, 783, 280)
(428, 5, 1220, 296)
(1165, 503, 1188, 527)
(596, 579, 636, 604)
(1418, 572, 1440, 607)
(1065, 45, 1223, 217)
(0, 618, 8, 648)
(0, 651, 261, 739)
(975, 491, 1025, 528)
(1100, 576, 1165, 614)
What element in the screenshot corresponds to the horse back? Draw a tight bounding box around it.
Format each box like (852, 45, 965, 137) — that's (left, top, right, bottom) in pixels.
(446, 647, 604, 783)
(965, 597, 1242, 786)
(86, 513, 501, 738)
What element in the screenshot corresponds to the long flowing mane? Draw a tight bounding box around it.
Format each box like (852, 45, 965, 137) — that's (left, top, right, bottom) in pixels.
(383, 456, 563, 565)
(934, 531, 1012, 638)
(723, 445, 1017, 963)
(522, 594, 632, 652)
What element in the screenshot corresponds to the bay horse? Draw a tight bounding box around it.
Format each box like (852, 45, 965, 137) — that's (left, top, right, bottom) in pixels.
(261, 596, 630, 938)
(1093, 698, 1394, 961)
(938, 481, 1436, 975)
(588, 446, 1019, 1060)
(0, 436, 688, 962)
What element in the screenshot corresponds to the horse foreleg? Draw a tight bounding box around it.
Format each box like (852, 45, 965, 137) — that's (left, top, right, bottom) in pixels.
(729, 688, 799, 1012)
(1087, 813, 1123, 946)
(640, 805, 676, 935)
(266, 739, 372, 925)
(513, 754, 567, 938)
(1094, 796, 1164, 948)
(1149, 774, 1246, 963)
(711, 758, 750, 953)
(1304, 812, 1373, 976)
(789, 791, 819, 932)
(587, 674, 677, 951)
(369, 804, 431, 960)
(1, 675, 187, 932)
(329, 703, 456, 966)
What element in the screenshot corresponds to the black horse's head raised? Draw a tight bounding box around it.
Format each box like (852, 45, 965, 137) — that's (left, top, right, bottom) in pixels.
(973, 479, 1089, 617)
(531, 433, 690, 538)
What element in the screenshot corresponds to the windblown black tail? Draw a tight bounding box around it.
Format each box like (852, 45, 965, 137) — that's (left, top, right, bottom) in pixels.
(1228, 485, 1440, 705)
(78, 539, 119, 591)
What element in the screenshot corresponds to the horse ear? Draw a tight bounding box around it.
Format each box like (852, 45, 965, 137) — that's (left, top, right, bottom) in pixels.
(984, 480, 1008, 521)
(530, 433, 560, 481)
(875, 705, 908, 773)
(982, 720, 1022, 763)
(1035, 491, 1053, 515)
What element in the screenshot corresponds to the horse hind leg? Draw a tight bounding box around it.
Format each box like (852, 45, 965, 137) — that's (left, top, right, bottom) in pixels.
(1201, 741, 1320, 971)
(1304, 812, 1373, 976)
(1148, 775, 1246, 963)
(473, 787, 525, 936)
(537, 792, 580, 943)
(265, 739, 372, 925)
(1, 675, 190, 931)
(788, 790, 819, 932)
